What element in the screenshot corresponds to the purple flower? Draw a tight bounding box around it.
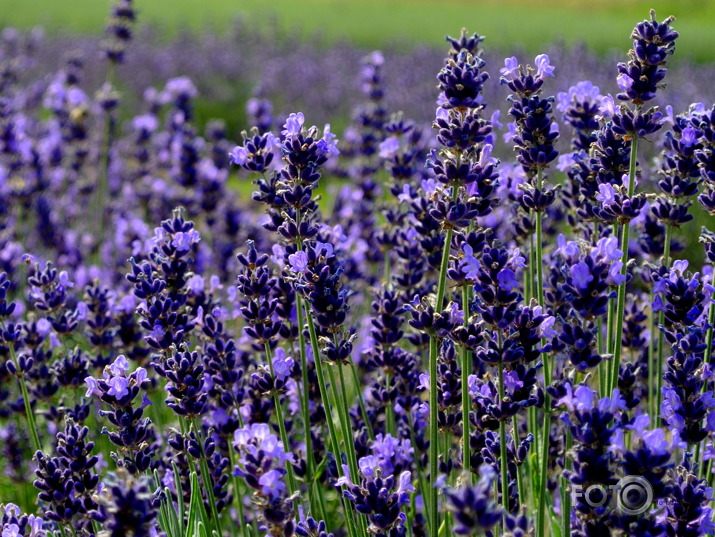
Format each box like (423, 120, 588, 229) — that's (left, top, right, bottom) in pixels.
(379, 136, 400, 158)
(534, 53, 555, 78)
(171, 230, 201, 252)
(595, 183, 616, 205)
(272, 348, 295, 382)
(109, 355, 130, 377)
(318, 124, 340, 156)
(288, 251, 309, 273)
(497, 268, 519, 291)
(107, 377, 129, 399)
(499, 56, 519, 81)
(608, 261, 626, 286)
(282, 112, 305, 137)
(617, 73, 634, 91)
(85, 377, 100, 398)
(259, 469, 286, 498)
(503, 370, 524, 394)
(539, 314, 557, 338)
(460, 244, 480, 280)
(570, 261, 594, 290)
(228, 145, 249, 166)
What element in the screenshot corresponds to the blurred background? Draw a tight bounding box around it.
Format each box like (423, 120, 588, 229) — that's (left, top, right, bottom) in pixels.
(0, 0, 713, 135)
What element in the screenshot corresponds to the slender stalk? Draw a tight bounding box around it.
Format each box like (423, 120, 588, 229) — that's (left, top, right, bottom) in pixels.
(561, 430, 573, 537)
(597, 317, 605, 396)
(305, 312, 360, 537)
(534, 166, 552, 537)
(429, 223, 454, 537)
(294, 296, 317, 509)
(656, 224, 673, 413)
(648, 291, 657, 418)
(328, 362, 368, 537)
(535, 217, 544, 310)
(536, 410, 551, 537)
(461, 284, 471, 475)
(428, 335, 440, 537)
(94, 63, 115, 264)
(351, 361, 375, 441)
(337, 361, 362, 475)
(704, 302, 715, 378)
(406, 406, 431, 530)
(385, 371, 396, 437)
(609, 135, 639, 395)
(3, 322, 41, 453)
(512, 415, 523, 508)
(191, 418, 223, 536)
(226, 445, 249, 537)
(497, 358, 509, 515)
(264, 342, 297, 494)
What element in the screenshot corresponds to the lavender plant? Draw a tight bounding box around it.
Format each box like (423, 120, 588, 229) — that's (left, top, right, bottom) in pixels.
(1, 6, 715, 537)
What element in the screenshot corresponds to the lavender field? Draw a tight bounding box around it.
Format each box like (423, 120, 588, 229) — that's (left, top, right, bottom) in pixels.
(1, 2, 715, 537)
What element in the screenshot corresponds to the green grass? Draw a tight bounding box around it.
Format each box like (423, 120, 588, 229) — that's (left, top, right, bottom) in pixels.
(1, 0, 715, 61)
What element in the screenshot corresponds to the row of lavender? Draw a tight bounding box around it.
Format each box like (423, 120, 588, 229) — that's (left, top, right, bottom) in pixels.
(10, 15, 715, 134)
(1, 3, 715, 537)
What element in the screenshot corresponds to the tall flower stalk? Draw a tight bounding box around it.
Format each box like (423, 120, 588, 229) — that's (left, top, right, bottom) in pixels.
(420, 30, 493, 533)
(609, 10, 678, 396)
(500, 53, 558, 537)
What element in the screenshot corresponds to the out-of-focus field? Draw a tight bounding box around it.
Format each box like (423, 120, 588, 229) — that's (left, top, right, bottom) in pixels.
(1, 0, 714, 61)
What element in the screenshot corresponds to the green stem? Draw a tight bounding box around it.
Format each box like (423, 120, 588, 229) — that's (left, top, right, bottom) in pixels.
(428, 335, 440, 536)
(609, 135, 639, 395)
(597, 317, 605, 396)
(191, 418, 222, 536)
(226, 444, 249, 537)
(497, 357, 509, 515)
(328, 362, 367, 537)
(385, 371, 396, 437)
(3, 323, 41, 453)
(704, 302, 715, 377)
(656, 224, 673, 413)
(648, 290, 657, 418)
(561, 430, 573, 537)
(536, 410, 551, 537)
(294, 295, 316, 508)
(461, 284, 471, 475)
(305, 312, 360, 537)
(264, 342, 298, 495)
(336, 360, 361, 476)
(406, 406, 431, 530)
(429, 224, 454, 537)
(351, 361, 375, 441)
(512, 415, 523, 508)
(94, 63, 115, 264)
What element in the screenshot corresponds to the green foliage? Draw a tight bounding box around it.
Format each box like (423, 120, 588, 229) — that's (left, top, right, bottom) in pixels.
(2, 0, 714, 62)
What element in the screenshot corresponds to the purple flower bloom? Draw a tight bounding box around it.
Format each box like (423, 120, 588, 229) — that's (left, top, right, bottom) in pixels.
(497, 268, 519, 291)
(534, 53, 555, 78)
(258, 469, 286, 498)
(171, 230, 200, 252)
(499, 56, 519, 81)
(107, 377, 129, 399)
(228, 145, 249, 166)
(288, 251, 309, 273)
(282, 112, 305, 136)
(595, 183, 616, 205)
(460, 244, 480, 280)
(272, 348, 295, 382)
(570, 261, 594, 290)
(379, 136, 400, 158)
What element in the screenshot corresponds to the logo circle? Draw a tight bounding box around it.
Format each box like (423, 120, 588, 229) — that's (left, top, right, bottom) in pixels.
(615, 476, 653, 515)
(583, 484, 609, 508)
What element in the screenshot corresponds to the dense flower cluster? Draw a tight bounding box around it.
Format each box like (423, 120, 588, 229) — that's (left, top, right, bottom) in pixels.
(1, 7, 715, 537)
